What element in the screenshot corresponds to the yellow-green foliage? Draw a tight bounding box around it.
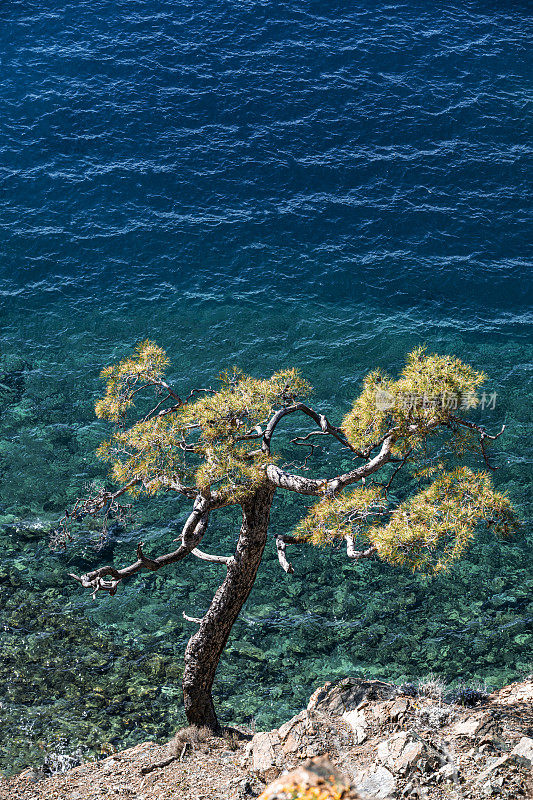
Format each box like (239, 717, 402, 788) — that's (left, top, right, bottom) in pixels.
(293, 485, 386, 546)
(369, 468, 518, 574)
(342, 347, 486, 454)
(96, 346, 311, 503)
(298, 349, 516, 571)
(341, 369, 394, 454)
(95, 340, 170, 422)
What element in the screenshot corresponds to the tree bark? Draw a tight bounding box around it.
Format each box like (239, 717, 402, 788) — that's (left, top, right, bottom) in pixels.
(182, 482, 275, 731)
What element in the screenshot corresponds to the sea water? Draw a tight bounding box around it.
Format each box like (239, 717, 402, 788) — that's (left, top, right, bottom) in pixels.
(0, 0, 531, 775)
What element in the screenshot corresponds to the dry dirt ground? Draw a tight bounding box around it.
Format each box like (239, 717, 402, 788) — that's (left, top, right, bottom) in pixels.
(1, 679, 532, 800)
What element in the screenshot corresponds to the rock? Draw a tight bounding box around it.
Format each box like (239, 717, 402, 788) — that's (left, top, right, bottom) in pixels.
(389, 698, 408, 722)
(439, 762, 457, 782)
(248, 731, 281, 782)
(277, 711, 307, 755)
(259, 755, 360, 799)
(378, 731, 427, 776)
(377, 732, 410, 768)
(354, 765, 396, 799)
(372, 702, 390, 725)
(278, 711, 306, 741)
(511, 736, 533, 768)
(394, 740, 424, 775)
(490, 678, 533, 707)
(343, 709, 368, 744)
(308, 677, 397, 716)
(452, 712, 493, 738)
(476, 754, 512, 784)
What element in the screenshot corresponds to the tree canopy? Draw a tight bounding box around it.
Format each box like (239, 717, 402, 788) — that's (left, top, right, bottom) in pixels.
(64, 343, 518, 730)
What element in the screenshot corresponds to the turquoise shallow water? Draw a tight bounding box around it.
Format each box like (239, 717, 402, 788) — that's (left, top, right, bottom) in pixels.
(0, 0, 532, 776)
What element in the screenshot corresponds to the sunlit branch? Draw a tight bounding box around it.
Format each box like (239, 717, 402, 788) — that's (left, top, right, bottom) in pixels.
(345, 535, 377, 560)
(182, 612, 203, 624)
(373, 448, 413, 492)
(262, 403, 362, 456)
(191, 548, 234, 566)
(266, 434, 395, 496)
(450, 417, 505, 470)
(275, 535, 294, 574)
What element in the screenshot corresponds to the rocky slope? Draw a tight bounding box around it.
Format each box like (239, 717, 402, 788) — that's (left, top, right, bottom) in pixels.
(2, 678, 532, 800)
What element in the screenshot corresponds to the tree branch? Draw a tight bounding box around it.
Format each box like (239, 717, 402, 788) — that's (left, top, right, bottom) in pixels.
(275, 535, 294, 574)
(266, 417, 442, 497)
(450, 417, 505, 441)
(70, 497, 211, 597)
(266, 434, 395, 496)
(262, 403, 362, 456)
(450, 417, 505, 471)
(183, 612, 203, 624)
(345, 535, 377, 560)
(191, 548, 233, 566)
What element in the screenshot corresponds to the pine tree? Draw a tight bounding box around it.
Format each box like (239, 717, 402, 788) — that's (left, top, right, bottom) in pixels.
(63, 342, 517, 731)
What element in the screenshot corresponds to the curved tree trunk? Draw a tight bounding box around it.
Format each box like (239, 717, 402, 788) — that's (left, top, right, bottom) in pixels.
(182, 482, 276, 731)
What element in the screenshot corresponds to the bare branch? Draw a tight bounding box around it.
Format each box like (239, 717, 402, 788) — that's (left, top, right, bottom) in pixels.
(266, 433, 395, 496)
(69, 573, 120, 599)
(277, 535, 306, 545)
(275, 535, 294, 574)
(136, 541, 159, 571)
(262, 403, 362, 456)
(450, 417, 506, 470)
(345, 535, 377, 561)
(450, 417, 505, 441)
(191, 548, 233, 566)
(373, 448, 413, 492)
(266, 417, 442, 497)
(183, 612, 203, 624)
(70, 498, 212, 596)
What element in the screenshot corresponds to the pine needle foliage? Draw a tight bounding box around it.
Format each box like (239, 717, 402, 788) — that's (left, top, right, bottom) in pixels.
(369, 468, 518, 574)
(296, 348, 517, 572)
(341, 347, 486, 455)
(95, 341, 170, 423)
(293, 484, 387, 545)
(95, 344, 311, 503)
(93, 343, 517, 569)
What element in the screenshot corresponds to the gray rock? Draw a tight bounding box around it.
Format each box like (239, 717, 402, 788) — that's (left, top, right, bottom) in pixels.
(354, 765, 396, 799)
(308, 678, 397, 716)
(511, 736, 533, 768)
(343, 709, 368, 744)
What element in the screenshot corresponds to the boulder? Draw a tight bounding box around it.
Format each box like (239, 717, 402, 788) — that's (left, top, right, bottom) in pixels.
(452, 712, 493, 738)
(511, 737, 533, 769)
(353, 765, 396, 799)
(377, 732, 423, 775)
(308, 678, 397, 716)
(247, 731, 281, 782)
(343, 709, 368, 744)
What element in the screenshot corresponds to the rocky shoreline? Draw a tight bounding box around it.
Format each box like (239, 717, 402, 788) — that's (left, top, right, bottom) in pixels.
(2, 677, 532, 800)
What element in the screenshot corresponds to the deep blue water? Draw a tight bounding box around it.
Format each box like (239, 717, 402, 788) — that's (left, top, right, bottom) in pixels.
(0, 0, 531, 775)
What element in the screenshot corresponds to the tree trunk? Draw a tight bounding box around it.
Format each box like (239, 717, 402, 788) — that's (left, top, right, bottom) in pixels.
(182, 482, 275, 731)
